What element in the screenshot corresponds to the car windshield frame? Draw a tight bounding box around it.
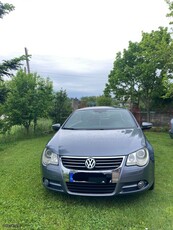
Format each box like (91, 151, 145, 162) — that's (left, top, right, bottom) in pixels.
(62, 108, 137, 130)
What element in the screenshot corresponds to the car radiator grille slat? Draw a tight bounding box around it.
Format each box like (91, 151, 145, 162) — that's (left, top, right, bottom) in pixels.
(61, 157, 123, 170)
(66, 182, 116, 194)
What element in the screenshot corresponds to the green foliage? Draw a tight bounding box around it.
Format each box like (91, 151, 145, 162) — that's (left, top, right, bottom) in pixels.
(165, 0, 173, 24)
(139, 28, 173, 111)
(0, 2, 26, 83)
(31, 76, 53, 131)
(105, 27, 173, 117)
(0, 2, 30, 104)
(50, 89, 72, 124)
(0, 55, 29, 80)
(3, 70, 53, 133)
(80, 96, 113, 107)
(105, 42, 141, 105)
(96, 95, 112, 106)
(80, 96, 97, 107)
(0, 81, 8, 104)
(162, 75, 173, 99)
(0, 133, 173, 229)
(0, 1, 14, 18)
(0, 118, 52, 144)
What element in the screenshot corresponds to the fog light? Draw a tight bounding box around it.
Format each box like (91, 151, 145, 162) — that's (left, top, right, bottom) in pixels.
(43, 178, 49, 186)
(138, 180, 145, 189)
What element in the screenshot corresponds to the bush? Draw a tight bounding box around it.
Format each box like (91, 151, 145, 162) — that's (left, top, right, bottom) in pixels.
(0, 118, 53, 144)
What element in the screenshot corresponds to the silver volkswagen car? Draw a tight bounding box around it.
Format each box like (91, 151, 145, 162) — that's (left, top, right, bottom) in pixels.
(41, 106, 154, 196)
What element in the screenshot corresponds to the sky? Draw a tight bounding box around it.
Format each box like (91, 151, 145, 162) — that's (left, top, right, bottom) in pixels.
(0, 0, 170, 98)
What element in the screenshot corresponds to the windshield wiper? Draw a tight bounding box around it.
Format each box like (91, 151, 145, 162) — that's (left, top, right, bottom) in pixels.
(62, 127, 78, 130)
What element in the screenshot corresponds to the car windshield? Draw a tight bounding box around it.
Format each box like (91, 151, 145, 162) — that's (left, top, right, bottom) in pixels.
(62, 108, 137, 130)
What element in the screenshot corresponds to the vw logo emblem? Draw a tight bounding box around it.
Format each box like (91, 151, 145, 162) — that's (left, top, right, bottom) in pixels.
(85, 158, 96, 169)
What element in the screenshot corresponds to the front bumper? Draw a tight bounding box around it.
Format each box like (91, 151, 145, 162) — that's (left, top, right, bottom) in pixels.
(41, 157, 154, 196)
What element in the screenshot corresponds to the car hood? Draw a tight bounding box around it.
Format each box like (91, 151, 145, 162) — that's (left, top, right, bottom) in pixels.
(48, 128, 146, 157)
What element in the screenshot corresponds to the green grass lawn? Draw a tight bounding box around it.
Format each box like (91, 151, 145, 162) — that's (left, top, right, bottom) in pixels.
(0, 132, 173, 230)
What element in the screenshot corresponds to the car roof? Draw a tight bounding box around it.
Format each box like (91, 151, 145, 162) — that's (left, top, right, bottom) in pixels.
(76, 106, 127, 111)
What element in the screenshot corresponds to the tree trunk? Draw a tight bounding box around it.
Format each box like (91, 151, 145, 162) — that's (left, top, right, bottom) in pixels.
(34, 117, 37, 133)
(24, 121, 30, 135)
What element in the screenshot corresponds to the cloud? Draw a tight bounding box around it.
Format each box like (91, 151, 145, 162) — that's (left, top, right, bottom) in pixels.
(0, 54, 112, 98)
(0, 0, 169, 98)
(29, 55, 112, 98)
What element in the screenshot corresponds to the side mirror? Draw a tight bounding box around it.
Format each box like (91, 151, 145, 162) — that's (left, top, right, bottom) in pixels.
(141, 122, 152, 130)
(52, 123, 61, 132)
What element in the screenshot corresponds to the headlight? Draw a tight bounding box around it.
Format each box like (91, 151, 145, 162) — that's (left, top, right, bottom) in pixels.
(42, 148, 59, 166)
(126, 148, 149, 166)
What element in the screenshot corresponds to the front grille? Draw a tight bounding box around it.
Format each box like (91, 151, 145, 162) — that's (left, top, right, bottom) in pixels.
(66, 182, 116, 194)
(61, 156, 123, 170)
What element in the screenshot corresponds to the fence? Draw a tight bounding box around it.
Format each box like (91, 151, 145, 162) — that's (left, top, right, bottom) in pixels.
(133, 111, 173, 127)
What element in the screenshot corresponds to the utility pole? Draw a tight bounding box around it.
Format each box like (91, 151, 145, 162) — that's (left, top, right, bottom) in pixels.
(24, 47, 30, 74)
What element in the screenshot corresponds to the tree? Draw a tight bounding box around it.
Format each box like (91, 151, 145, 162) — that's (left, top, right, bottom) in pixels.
(0, 80, 8, 103)
(165, 0, 173, 24)
(0, 1, 29, 107)
(80, 96, 97, 107)
(96, 95, 112, 106)
(162, 76, 173, 99)
(50, 89, 72, 124)
(4, 70, 53, 133)
(138, 27, 173, 117)
(0, 1, 14, 18)
(105, 27, 173, 120)
(0, 56, 29, 80)
(31, 77, 53, 132)
(0, 81, 6, 130)
(104, 41, 141, 107)
(0, 1, 25, 81)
